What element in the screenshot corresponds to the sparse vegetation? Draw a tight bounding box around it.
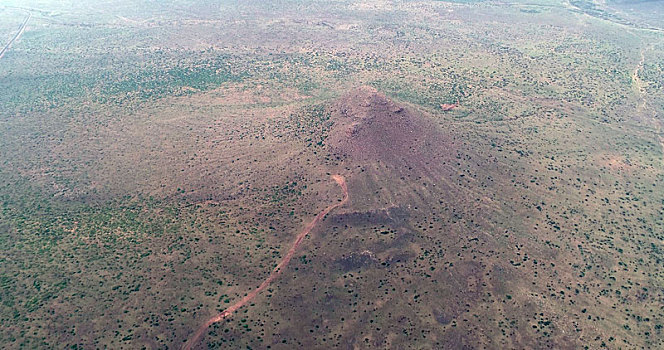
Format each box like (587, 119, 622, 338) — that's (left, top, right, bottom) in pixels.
(0, 0, 662, 349)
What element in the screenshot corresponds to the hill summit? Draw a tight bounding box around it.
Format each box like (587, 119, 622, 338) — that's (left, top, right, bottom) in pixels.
(327, 86, 455, 169)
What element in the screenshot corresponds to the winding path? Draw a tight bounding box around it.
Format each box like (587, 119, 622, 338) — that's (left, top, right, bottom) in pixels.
(182, 175, 349, 350)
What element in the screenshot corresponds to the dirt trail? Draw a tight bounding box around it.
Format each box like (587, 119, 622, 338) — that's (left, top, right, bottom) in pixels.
(632, 43, 664, 163)
(182, 175, 349, 350)
(0, 11, 31, 60)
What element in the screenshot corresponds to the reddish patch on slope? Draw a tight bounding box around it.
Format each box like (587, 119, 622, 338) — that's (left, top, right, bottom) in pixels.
(440, 102, 459, 111)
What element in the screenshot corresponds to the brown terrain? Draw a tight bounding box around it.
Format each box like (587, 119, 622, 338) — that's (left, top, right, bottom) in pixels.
(1, 1, 663, 348)
(325, 86, 488, 214)
(328, 86, 456, 165)
(188, 87, 512, 348)
(183, 175, 349, 349)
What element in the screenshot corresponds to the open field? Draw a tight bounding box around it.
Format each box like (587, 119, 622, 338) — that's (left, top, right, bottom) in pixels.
(0, 0, 663, 349)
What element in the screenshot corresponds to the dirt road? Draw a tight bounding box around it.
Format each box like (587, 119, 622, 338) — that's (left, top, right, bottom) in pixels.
(182, 175, 349, 350)
(0, 11, 31, 60)
(632, 43, 664, 163)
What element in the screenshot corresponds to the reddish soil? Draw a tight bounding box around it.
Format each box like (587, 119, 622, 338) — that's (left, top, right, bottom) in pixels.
(439, 103, 458, 111)
(182, 175, 349, 350)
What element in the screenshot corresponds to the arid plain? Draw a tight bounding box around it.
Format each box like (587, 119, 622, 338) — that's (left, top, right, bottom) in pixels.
(1, 0, 663, 349)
